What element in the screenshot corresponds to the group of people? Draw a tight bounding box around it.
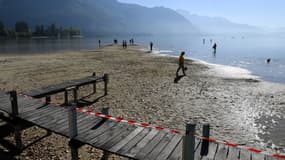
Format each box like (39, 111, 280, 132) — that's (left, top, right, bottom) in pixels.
(122, 40, 128, 48)
(122, 38, 135, 48)
(129, 38, 134, 45)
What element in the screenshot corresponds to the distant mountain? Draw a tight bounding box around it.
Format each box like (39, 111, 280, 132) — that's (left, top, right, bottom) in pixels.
(177, 9, 263, 35)
(0, 0, 199, 36)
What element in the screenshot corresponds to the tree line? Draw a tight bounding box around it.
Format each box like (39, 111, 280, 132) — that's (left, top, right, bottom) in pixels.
(0, 21, 81, 38)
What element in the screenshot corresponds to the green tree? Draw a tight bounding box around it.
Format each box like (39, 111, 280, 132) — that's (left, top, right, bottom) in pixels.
(15, 21, 29, 33)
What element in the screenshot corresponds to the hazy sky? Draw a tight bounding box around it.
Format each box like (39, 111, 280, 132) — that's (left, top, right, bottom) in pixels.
(118, 0, 285, 28)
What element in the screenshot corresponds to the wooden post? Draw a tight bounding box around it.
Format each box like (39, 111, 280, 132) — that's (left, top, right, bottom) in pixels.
(103, 74, 109, 96)
(69, 140, 79, 160)
(9, 91, 22, 150)
(10, 91, 19, 115)
(200, 124, 210, 156)
(183, 122, 196, 160)
(101, 106, 109, 115)
(45, 96, 51, 104)
(64, 90, 68, 105)
(101, 106, 110, 160)
(92, 72, 96, 94)
(68, 102, 78, 138)
(73, 87, 78, 102)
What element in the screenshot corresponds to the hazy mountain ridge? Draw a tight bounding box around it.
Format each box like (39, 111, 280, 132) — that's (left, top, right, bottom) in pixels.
(0, 0, 199, 35)
(177, 9, 263, 35)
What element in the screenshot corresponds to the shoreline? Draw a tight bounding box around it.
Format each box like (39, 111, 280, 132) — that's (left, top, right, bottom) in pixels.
(0, 44, 285, 159)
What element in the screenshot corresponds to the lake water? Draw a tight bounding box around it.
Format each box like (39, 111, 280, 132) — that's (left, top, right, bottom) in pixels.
(1, 35, 285, 83)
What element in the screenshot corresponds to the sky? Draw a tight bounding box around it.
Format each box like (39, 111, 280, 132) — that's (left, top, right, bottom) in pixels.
(118, 0, 285, 28)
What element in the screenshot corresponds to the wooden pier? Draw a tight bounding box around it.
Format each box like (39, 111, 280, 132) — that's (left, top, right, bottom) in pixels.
(0, 75, 283, 160)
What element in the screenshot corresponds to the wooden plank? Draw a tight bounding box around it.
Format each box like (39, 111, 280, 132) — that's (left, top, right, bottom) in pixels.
(200, 142, 217, 160)
(118, 128, 151, 155)
(109, 127, 144, 153)
(90, 122, 128, 146)
(96, 124, 136, 147)
(143, 132, 175, 160)
(20, 105, 55, 120)
(134, 131, 167, 159)
(18, 101, 48, 115)
(194, 139, 202, 160)
(167, 137, 183, 160)
(125, 129, 160, 158)
(76, 120, 117, 143)
(251, 152, 266, 160)
(77, 115, 102, 134)
(48, 110, 94, 135)
(24, 105, 63, 122)
(226, 146, 240, 160)
(214, 144, 228, 160)
(239, 148, 251, 160)
(264, 155, 280, 160)
(17, 97, 46, 113)
(156, 134, 183, 160)
(101, 125, 137, 150)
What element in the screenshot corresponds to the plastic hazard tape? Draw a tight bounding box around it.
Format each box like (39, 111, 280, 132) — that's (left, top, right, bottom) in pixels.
(195, 136, 285, 159)
(76, 107, 182, 134)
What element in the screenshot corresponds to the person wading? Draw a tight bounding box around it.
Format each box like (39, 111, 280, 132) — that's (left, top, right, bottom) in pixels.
(176, 51, 186, 76)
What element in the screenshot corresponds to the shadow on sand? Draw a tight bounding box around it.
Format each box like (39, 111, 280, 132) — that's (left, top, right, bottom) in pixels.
(174, 75, 185, 83)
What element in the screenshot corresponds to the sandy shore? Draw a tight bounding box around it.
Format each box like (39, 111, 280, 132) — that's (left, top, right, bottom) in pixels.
(0, 44, 285, 159)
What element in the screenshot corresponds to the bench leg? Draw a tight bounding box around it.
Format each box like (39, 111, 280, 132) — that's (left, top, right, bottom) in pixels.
(102, 151, 110, 160)
(14, 125, 22, 150)
(64, 90, 68, 105)
(46, 96, 51, 104)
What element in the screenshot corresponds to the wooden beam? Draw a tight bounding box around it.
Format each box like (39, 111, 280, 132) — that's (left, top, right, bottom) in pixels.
(182, 121, 196, 160)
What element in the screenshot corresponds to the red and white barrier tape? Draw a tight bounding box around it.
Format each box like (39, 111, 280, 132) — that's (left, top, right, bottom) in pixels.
(195, 135, 285, 159)
(76, 107, 182, 134)
(18, 93, 285, 159)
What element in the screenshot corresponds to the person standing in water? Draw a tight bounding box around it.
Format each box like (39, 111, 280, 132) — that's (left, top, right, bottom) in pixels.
(212, 43, 217, 52)
(150, 42, 153, 51)
(98, 40, 101, 48)
(176, 51, 186, 76)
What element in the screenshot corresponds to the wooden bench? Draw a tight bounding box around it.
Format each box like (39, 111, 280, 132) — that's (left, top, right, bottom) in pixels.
(24, 73, 108, 104)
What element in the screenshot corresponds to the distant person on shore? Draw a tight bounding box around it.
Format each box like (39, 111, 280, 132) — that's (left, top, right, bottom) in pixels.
(114, 39, 117, 44)
(203, 38, 205, 44)
(98, 40, 101, 48)
(212, 43, 217, 53)
(123, 40, 127, 49)
(131, 38, 134, 45)
(267, 58, 271, 63)
(150, 42, 153, 51)
(176, 51, 186, 76)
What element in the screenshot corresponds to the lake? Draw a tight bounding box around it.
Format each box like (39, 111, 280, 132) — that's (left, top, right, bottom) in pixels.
(1, 35, 285, 83)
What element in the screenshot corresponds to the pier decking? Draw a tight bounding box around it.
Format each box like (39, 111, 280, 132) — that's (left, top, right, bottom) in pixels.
(0, 91, 281, 159)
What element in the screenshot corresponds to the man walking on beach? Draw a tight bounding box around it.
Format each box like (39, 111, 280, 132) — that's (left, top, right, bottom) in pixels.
(176, 51, 186, 76)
